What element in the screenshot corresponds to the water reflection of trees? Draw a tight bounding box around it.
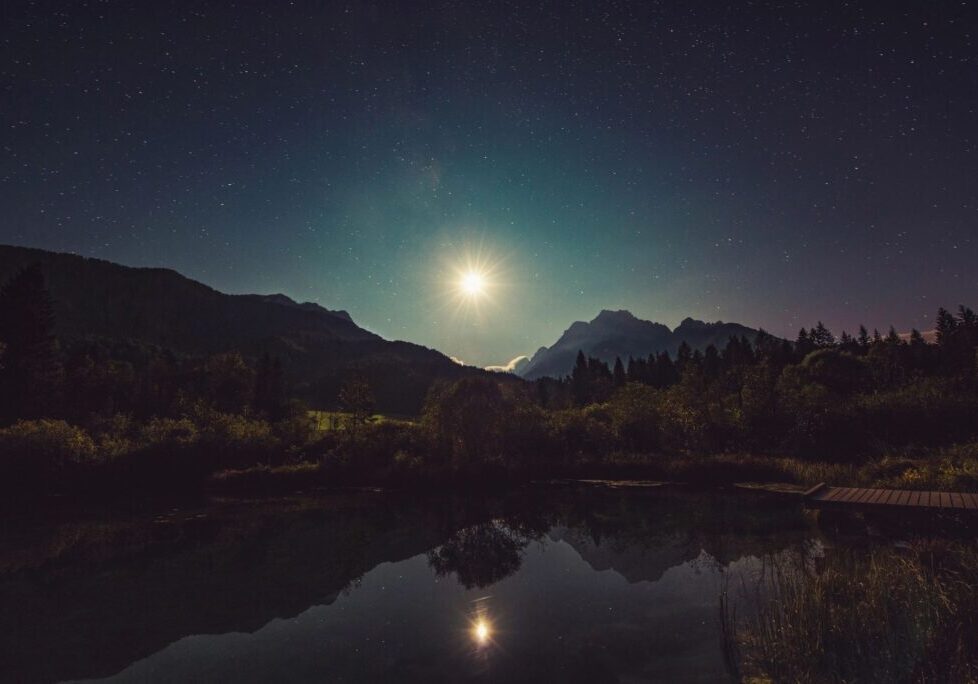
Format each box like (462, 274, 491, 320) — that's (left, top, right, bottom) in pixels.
(0, 488, 814, 683)
(427, 520, 543, 589)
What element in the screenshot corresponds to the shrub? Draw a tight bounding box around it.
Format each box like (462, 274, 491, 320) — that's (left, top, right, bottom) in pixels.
(0, 419, 97, 490)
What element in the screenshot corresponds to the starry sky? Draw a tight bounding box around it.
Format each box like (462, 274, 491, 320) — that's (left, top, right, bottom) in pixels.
(2, 1, 976, 366)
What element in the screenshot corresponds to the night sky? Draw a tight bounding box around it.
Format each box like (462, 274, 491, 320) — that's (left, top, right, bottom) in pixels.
(2, 1, 976, 366)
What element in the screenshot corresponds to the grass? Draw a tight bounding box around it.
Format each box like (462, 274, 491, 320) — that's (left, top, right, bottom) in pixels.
(307, 411, 415, 431)
(729, 542, 978, 683)
(594, 448, 978, 492)
(204, 446, 978, 497)
(211, 462, 323, 494)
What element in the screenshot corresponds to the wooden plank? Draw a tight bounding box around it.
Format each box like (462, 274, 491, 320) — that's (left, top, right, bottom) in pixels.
(882, 489, 900, 506)
(804, 486, 978, 512)
(860, 489, 881, 504)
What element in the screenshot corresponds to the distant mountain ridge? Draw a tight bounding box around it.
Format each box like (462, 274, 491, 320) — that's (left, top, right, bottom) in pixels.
(519, 309, 762, 380)
(0, 244, 481, 413)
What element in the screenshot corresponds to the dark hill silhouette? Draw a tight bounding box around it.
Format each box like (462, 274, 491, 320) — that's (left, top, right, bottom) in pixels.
(0, 245, 481, 413)
(520, 309, 762, 380)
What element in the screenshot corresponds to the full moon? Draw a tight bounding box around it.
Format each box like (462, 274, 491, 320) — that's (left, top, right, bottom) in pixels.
(460, 270, 486, 297)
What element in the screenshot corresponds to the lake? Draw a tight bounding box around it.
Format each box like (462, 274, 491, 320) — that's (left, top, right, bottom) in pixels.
(1, 486, 825, 683)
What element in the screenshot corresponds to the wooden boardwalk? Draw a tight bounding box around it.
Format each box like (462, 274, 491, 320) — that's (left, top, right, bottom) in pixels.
(804, 483, 978, 513)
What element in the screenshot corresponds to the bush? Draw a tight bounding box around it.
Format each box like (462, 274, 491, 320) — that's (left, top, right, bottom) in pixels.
(0, 419, 97, 490)
(546, 406, 615, 464)
(195, 410, 278, 469)
(607, 384, 660, 452)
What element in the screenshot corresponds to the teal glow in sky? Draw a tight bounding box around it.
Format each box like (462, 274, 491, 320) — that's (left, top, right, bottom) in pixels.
(2, 2, 977, 365)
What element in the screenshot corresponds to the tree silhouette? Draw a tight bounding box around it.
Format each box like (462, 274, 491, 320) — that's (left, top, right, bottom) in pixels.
(427, 522, 530, 589)
(936, 307, 957, 346)
(0, 264, 62, 421)
(612, 356, 626, 387)
(254, 352, 285, 420)
(810, 321, 836, 348)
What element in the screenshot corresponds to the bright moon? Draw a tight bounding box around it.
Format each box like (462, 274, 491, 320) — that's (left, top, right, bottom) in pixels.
(472, 618, 491, 645)
(460, 271, 486, 297)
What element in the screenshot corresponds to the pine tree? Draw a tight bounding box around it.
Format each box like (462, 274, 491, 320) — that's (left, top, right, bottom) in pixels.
(254, 351, 285, 420)
(612, 356, 626, 387)
(811, 321, 835, 347)
(857, 325, 870, 348)
(571, 350, 590, 404)
(935, 307, 958, 346)
(0, 264, 62, 420)
(676, 341, 692, 372)
(703, 344, 721, 378)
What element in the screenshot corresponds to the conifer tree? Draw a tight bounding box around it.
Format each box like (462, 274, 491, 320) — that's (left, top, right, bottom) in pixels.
(935, 307, 958, 346)
(612, 356, 626, 387)
(0, 264, 62, 421)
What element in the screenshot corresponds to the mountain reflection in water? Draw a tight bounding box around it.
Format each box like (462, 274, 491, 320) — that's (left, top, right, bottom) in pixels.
(0, 488, 817, 683)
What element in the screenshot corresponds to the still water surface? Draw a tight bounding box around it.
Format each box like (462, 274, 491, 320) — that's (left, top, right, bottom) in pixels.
(1, 487, 822, 683)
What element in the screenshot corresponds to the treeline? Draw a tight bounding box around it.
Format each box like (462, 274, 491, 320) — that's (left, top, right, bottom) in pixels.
(2, 260, 978, 496)
(306, 307, 978, 490)
(533, 314, 974, 409)
(0, 264, 296, 423)
(0, 264, 327, 494)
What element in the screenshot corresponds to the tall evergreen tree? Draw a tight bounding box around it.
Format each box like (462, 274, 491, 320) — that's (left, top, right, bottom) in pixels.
(612, 356, 626, 387)
(935, 307, 958, 346)
(571, 350, 590, 404)
(958, 305, 977, 328)
(811, 321, 835, 347)
(0, 264, 62, 421)
(675, 341, 692, 372)
(703, 344, 721, 379)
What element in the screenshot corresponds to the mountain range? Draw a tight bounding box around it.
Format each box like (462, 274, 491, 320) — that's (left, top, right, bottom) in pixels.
(0, 245, 481, 414)
(0, 244, 767, 405)
(518, 309, 761, 380)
